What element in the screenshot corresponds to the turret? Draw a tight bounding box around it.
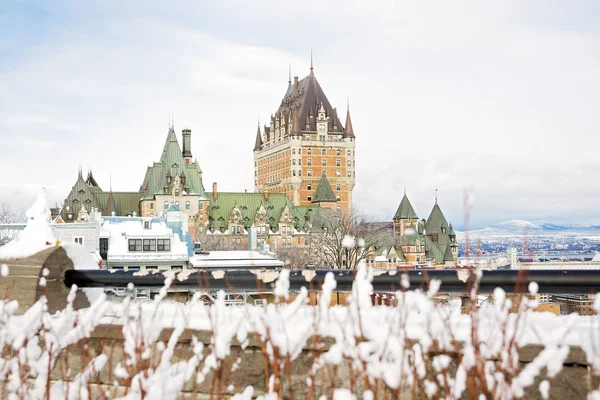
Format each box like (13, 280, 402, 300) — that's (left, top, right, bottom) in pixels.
(253, 123, 263, 151)
(182, 127, 192, 165)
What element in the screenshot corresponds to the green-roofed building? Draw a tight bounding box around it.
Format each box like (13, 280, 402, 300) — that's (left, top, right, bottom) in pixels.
(58, 124, 210, 239)
(384, 191, 458, 268)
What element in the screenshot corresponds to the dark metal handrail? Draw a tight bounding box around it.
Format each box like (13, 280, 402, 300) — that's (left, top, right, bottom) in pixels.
(63, 269, 600, 294)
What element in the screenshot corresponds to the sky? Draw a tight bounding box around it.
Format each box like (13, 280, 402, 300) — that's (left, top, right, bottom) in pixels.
(0, 0, 599, 229)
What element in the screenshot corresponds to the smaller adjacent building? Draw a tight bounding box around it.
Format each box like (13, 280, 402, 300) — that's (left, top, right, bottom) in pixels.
(53, 205, 193, 271)
(365, 192, 458, 269)
(553, 294, 597, 316)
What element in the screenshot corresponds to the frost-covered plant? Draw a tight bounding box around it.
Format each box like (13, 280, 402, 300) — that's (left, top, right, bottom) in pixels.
(0, 263, 595, 400)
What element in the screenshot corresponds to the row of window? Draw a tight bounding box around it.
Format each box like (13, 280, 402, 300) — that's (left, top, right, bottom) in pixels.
(128, 239, 171, 252)
(296, 159, 355, 167)
(307, 195, 341, 201)
(257, 148, 355, 166)
(148, 201, 206, 210)
(306, 184, 342, 191)
(292, 170, 354, 178)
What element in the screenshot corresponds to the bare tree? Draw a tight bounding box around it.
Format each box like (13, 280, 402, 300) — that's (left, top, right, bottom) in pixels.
(198, 234, 246, 251)
(0, 203, 21, 246)
(308, 208, 392, 269)
(274, 246, 314, 269)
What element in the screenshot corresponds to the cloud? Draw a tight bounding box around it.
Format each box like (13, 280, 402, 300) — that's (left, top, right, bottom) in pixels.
(0, 0, 599, 228)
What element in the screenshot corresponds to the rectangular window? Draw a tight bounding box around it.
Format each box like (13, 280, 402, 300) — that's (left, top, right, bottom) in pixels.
(128, 239, 142, 252)
(321, 159, 326, 166)
(128, 266, 140, 271)
(307, 148, 312, 155)
(308, 170, 312, 176)
(307, 184, 312, 190)
(144, 221, 150, 229)
(146, 266, 158, 270)
(307, 159, 312, 166)
(157, 239, 170, 251)
(336, 160, 341, 166)
(143, 239, 156, 251)
(73, 237, 84, 246)
(171, 265, 183, 271)
(336, 184, 341, 190)
(199, 202, 204, 209)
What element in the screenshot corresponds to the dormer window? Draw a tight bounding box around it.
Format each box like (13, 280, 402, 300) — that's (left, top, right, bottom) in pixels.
(441, 227, 446, 234)
(166, 176, 171, 185)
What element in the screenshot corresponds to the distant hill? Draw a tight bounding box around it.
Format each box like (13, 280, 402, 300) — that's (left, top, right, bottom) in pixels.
(456, 219, 600, 237)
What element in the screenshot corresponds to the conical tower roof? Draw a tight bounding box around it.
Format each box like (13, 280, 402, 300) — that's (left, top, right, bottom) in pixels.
(343, 108, 355, 138)
(425, 203, 449, 235)
(443, 244, 454, 262)
(393, 193, 418, 220)
(312, 172, 337, 203)
(253, 124, 263, 151)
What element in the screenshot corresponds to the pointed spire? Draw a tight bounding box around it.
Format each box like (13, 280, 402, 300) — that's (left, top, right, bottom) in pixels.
(343, 100, 355, 138)
(310, 47, 314, 77)
(288, 63, 292, 86)
(253, 121, 263, 151)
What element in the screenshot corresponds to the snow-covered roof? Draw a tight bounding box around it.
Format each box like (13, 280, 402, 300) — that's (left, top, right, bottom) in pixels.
(101, 218, 188, 261)
(190, 250, 284, 269)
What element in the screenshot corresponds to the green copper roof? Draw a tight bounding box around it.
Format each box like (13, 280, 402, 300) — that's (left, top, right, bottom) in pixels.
(393, 193, 418, 220)
(141, 128, 206, 199)
(443, 244, 454, 262)
(208, 192, 318, 233)
(60, 173, 142, 220)
(425, 203, 448, 235)
(312, 172, 336, 203)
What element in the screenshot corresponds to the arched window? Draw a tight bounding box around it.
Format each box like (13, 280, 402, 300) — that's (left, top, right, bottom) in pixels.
(347, 150, 351, 156)
(307, 195, 312, 201)
(321, 149, 326, 155)
(185, 201, 190, 210)
(164, 201, 168, 209)
(175, 189, 179, 197)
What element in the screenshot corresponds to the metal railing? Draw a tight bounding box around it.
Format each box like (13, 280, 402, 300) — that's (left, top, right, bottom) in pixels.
(63, 269, 600, 294)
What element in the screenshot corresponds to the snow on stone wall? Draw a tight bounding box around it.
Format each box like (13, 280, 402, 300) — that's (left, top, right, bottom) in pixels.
(0, 265, 599, 399)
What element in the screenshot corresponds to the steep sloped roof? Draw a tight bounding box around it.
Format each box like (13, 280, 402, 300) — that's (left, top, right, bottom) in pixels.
(443, 244, 455, 262)
(207, 193, 315, 233)
(343, 108, 355, 138)
(426, 203, 448, 235)
(141, 127, 206, 199)
(253, 124, 263, 151)
(312, 172, 337, 203)
(275, 71, 344, 134)
(393, 194, 419, 220)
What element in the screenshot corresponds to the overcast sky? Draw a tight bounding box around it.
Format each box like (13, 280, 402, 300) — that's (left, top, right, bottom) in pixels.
(1, 0, 599, 229)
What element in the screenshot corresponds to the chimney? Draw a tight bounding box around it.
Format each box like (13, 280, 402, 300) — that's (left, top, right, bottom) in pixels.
(182, 127, 192, 165)
(212, 182, 218, 200)
(264, 187, 269, 201)
(294, 76, 299, 85)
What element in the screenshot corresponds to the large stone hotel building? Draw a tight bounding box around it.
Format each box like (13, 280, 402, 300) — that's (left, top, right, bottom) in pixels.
(55, 60, 457, 267)
(253, 64, 356, 211)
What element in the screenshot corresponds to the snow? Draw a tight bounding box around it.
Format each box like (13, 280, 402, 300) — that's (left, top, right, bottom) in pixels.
(0, 189, 57, 260)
